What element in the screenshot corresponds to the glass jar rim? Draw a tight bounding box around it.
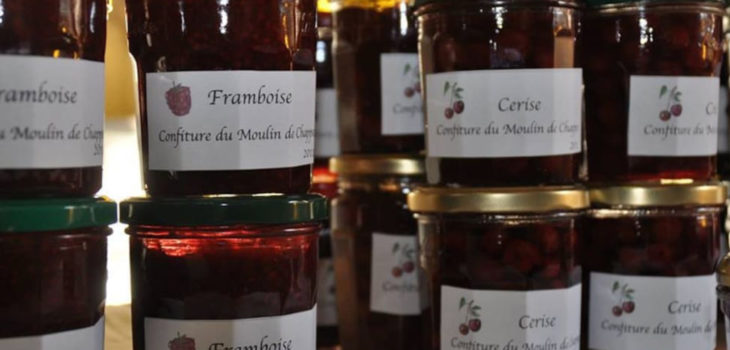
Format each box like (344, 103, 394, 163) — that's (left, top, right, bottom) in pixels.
(408, 186, 589, 213)
(586, 0, 725, 10)
(414, 0, 583, 15)
(589, 182, 726, 208)
(0, 197, 117, 233)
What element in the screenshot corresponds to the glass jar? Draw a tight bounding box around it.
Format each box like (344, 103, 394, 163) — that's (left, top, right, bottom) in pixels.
(330, 154, 426, 350)
(120, 195, 327, 350)
(717, 253, 730, 347)
(316, 4, 340, 165)
(584, 184, 726, 350)
(718, 11, 730, 179)
(332, 0, 424, 154)
(416, 0, 584, 187)
(126, 0, 317, 196)
(409, 187, 587, 350)
(583, 0, 724, 182)
(0, 0, 106, 197)
(0, 197, 115, 348)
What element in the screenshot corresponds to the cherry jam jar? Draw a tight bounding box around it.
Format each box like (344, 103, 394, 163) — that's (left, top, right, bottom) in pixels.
(329, 154, 426, 350)
(126, 0, 317, 196)
(416, 0, 584, 187)
(583, 0, 724, 182)
(332, 0, 424, 154)
(0, 0, 106, 197)
(409, 187, 587, 350)
(121, 195, 327, 350)
(584, 184, 726, 350)
(0, 197, 115, 348)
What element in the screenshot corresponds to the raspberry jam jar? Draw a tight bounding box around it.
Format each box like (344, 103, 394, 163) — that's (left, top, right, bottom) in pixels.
(0, 197, 116, 348)
(416, 0, 584, 187)
(583, 0, 724, 182)
(584, 183, 726, 350)
(121, 194, 327, 350)
(126, 0, 317, 196)
(409, 187, 587, 350)
(332, 0, 424, 154)
(0, 0, 106, 197)
(329, 154, 426, 350)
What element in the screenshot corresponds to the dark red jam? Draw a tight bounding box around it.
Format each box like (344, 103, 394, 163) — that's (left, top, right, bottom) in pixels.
(0, 0, 106, 197)
(583, 2, 724, 182)
(718, 52, 729, 179)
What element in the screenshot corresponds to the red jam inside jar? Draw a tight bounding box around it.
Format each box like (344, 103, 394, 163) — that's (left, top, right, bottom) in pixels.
(409, 187, 586, 350)
(416, 0, 584, 187)
(0, 0, 106, 197)
(126, 0, 317, 196)
(583, 184, 725, 349)
(0, 198, 115, 347)
(717, 254, 730, 344)
(330, 154, 426, 349)
(583, 1, 724, 182)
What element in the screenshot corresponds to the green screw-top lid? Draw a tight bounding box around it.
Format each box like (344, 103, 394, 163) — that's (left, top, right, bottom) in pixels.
(120, 194, 329, 226)
(0, 197, 117, 232)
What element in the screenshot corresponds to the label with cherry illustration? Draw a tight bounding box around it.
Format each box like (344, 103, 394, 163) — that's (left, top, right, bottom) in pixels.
(145, 71, 315, 171)
(440, 284, 581, 350)
(588, 272, 716, 350)
(317, 257, 338, 327)
(0, 55, 104, 169)
(628, 75, 719, 157)
(0, 316, 104, 350)
(425, 68, 582, 158)
(145, 307, 316, 350)
(380, 53, 425, 136)
(315, 88, 339, 157)
(370, 233, 424, 315)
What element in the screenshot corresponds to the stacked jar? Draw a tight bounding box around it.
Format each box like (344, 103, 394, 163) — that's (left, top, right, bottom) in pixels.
(0, 2, 113, 349)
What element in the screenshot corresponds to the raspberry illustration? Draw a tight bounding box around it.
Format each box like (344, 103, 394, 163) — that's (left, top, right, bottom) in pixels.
(622, 301, 635, 313)
(671, 104, 682, 116)
(168, 333, 196, 350)
(166, 82, 192, 116)
(402, 261, 415, 273)
(612, 306, 623, 317)
(458, 297, 482, 335)
(658, 84, 682, 122)
(659, 110, 671, 121)
(392, 266, 403, 278)
(468, 319, 482, 332)
(445, 108, 454, 119)
(453, 100, 465, 114)
(442, 81, 465, 119)
(404, 87, 415, 98)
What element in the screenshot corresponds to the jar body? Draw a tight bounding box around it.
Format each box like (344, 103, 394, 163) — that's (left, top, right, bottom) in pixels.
(718, 51, 730, 179)
(417, 2, 584, 187)
(315, 28, 340, 163)
(584, 3, 723, 182)
(126, 0, 316, 196)
(719, 285, 730, 344)
(0, 0, 106, 197)
(128, 223, 319, 350)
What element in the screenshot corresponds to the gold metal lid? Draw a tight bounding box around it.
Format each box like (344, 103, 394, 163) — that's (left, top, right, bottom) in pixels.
(589, 183, 727, 208)
(408, 186, 589, 213)
(718, 253, 730, 286)
(330, 154, 425, 176)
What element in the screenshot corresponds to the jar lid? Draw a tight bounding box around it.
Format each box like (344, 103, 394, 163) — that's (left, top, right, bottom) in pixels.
(408, 186, 589, 213)
(0, 197, 117, 232)
(120, 194, 328, 226)
(330, 154, 425, 176)
(589, 183, 727, 208)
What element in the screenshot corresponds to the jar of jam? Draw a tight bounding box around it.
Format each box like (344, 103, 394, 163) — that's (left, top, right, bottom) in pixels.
(583, 0, 724, 182)
(416, 0, 584, 187)
(718, 12, 730, 179)
(332, 0, 424, 154)
(0, 197, 115, 348)
(409, 187, 587, 350)
(121, 194, 327, 350)
(316, 5, 340, 165)
(584, 183, 726, 350)
(0, 0, 106, 197)
(717, 253, 730, 346)
(330, 154, 426, 350)
(126, 0, 317, 196)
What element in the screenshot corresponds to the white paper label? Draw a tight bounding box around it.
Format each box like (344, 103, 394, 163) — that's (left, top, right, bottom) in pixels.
(0, 317, 104, 350)
(628, 75, 719, 156)
(0, 55, 104, 169)
(588, 273, 716, 350)
(380, 53, 425, 136)
(440, 284, 581, 350)
(145, 308, 316, 350)
(315, 88, 339, 157)
(426, 68, 582, 158)
(719, 86, 728, 152)
(146, 71, 316, 171)
(370, 233, 423, 315)
(317, 257, 338, 326)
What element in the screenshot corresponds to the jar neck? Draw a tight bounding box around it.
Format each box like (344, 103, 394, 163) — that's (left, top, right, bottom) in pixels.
(337, 175, 423, 193)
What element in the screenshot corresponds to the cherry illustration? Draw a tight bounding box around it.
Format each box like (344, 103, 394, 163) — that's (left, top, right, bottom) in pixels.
(468, 319, 481, 332)
(459, 324, 470, 335)
(445, 108, 455, 119)
(671, 104, 682, 116)
(402, 261, 415, 273)
(169, 333, 196, 350)
(453, 100, 465, 114)
(414, 83, 421, 93)
(623, 301, 635, 313)
(612, 305, 623, 317)
(392, 266, 403, 278)
(166, 83, 192, 116)
(404, 87, 415, 98)
(659, 110, 671, 121)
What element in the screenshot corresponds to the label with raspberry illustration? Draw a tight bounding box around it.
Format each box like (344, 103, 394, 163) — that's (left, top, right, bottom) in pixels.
(441, 284, 581, 350)
(0, 316, 104, 349)
(0, 55, 104, 169)
(425, 68, 582, 158)
(718, 86, 728, 152)
(380, 53, 425, 136)
(144, 307, 316, 350)
(370, 233, 425, 315)
(628, 75, 719, 156)
(146, 71, 315, 171)
(588, 272, 716, 350)
(317, 257, 338, 326)
(315, 88, 340, 157)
